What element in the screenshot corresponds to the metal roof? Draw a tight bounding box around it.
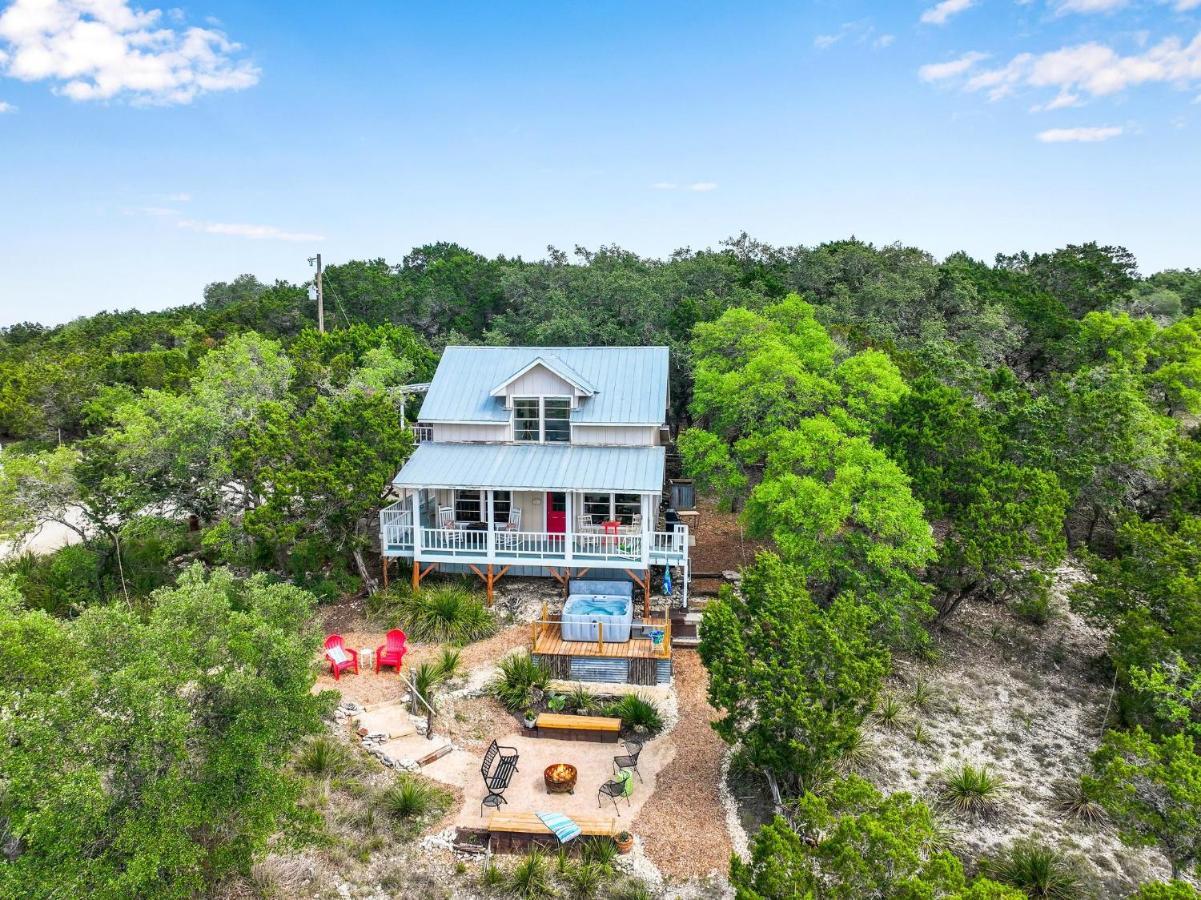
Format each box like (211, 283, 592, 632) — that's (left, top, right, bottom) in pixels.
(392, 443, 666, 493)
(418, 346, 669, 425)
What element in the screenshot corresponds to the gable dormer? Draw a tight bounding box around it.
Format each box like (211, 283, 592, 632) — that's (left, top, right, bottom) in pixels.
(488, 356, 597, 410)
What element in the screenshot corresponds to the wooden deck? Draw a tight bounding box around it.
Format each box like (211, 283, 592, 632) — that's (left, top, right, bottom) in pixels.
(531, 619, 670, 660)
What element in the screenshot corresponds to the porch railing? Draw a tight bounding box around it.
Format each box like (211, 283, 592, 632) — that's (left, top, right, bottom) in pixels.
(379, 503, 413, 549)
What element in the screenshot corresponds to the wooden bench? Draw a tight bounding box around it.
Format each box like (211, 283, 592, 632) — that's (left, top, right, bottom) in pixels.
(486, 812, 619, 852)
(533, 712, 622, 743)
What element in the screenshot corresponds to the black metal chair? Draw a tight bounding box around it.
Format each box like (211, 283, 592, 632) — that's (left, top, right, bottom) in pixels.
(612, 739, 643, 783)
(598, 773, 632, 815)
(480, 739, 520, 816)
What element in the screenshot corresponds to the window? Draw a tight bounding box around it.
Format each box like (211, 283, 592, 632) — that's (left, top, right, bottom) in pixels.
(512, 396, 571, 443)
(453, 490, 512, 523)
(584, 493, 611, 523)
(543, 398, 571, 443)
(615, 493, 641, 525)
(513, 398, 540, 442)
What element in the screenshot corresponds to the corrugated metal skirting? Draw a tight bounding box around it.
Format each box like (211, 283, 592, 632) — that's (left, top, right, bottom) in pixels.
(532, 655, 672, 686)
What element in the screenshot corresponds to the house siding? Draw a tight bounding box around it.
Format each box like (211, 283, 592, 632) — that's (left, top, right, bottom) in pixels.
(572, 425, 658, 446)
(505, 364, 576, 400)
(430, 422, 509, 443)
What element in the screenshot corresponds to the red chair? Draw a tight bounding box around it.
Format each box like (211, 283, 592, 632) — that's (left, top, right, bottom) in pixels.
(324, 634, 359, 680)
(375, 629, 408, 675)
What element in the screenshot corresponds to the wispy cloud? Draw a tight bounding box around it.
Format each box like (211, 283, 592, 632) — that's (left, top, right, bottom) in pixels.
(1053, 0, 1128, 13)
(688, 182, 718, 192)
(0, 0, 259, 105)
(1036, 125, 1123, 141)
(814, 19, 894, 51)
(651, 181, 718, 192)
(921, 0, 976, 26)
(919, 51, 988, 82)
(177, 220, 324, 242)
(920, 32, 1201, 103)
(0, 99, 14, 113)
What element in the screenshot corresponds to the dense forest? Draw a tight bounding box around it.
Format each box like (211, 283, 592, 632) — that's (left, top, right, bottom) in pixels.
(2, 237, 1201, 898)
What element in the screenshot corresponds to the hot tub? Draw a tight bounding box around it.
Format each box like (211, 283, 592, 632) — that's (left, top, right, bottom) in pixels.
(561, 579, 634, 643)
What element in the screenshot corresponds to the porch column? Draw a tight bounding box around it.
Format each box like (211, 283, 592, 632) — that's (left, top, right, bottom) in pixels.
(564, 490, 574, 565)
(410, 489, 422, 558)
(486, 489, 495, 562)
(640, 493, 652, 568)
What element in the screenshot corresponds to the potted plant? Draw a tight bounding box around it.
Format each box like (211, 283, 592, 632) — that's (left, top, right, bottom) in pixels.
(615, 830, 634, 854)
(522, 709, 538, 729)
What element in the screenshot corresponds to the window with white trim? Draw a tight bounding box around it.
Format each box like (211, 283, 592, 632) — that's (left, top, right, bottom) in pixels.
(453, 490, 512, 523)
(580, 492, 643, 526)
(511, 396, 571, 443)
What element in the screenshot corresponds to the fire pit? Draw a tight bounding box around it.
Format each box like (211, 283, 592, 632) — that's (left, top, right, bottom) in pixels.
(544, 763, 577, 794)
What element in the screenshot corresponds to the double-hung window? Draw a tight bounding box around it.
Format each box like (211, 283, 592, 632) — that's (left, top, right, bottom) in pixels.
(453, 490, 512, 523)
(512, 396, 571, 443)
(582, 492, 643, 526)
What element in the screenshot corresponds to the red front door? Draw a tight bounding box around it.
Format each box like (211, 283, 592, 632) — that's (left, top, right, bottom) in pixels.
(546, 492, 566, 533)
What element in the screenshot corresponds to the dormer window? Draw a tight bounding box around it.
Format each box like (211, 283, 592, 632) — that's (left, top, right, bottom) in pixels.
(513, 396, 571, 443)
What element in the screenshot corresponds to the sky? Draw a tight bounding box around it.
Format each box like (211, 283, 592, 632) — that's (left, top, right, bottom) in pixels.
(0, 0, 1199, 327)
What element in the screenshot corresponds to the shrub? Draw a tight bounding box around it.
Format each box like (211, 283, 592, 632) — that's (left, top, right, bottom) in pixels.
(547, 692, 567, 712)
(602, 694, 664, 734)
(579, 835, 618, 869)
(1014, 590, 1055, 627)
(508, 848, 553, 898)
(939, 763, 1006, 817)
(982, 839, 1087, 899)
(295, 735, 353, 777)
(566, 683, 596, 713)
(1051, 779, 1105, 825)
(373, 583, 495, 644)
(480, 859, 505, 889)
(380, 775, 446, 822)
(837, 729, 873, 772)
(1130, 883, 1201, 899)
(490, 652, 550, 712)
(6, 545, 104, 614)
(909, 676, 935, 710)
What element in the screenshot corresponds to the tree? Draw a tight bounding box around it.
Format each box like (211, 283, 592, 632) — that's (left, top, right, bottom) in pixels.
(0, 566, 326, 897)
(0, 444, 104, 544)
(730, 776, 1023, 899)
(1025, 242, 1139, 318)
(699, 555, 890, 797)
(1086, 729, 1201, 880)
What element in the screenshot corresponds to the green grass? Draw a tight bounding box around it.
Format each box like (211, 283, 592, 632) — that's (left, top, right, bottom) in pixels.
(379, 774, 447, 822)
(564, 861, 609, 898)
(565, 683, 596, 713)
(982, 839, 1087, 899)
(480, 859, 506, 889)
(578, 836, 618, 870)
(434, 646, 462, 680)
(490, 652, 550, 712)
(371, 583, 496, 644)
(602, 694, 664, 734)
(939, 763, 1006, 817)
(295, 735, 354, 777)
(874, 693, 908, 730)
(909, 676, 935, 710)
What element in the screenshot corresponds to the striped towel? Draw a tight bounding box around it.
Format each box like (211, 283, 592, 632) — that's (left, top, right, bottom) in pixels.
(536, 811, 582, 844)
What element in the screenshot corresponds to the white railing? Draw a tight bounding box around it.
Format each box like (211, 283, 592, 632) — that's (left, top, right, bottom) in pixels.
(379, 522, 688, 564)
(412, 424, 433, 443)
(380, 503, 413, 549)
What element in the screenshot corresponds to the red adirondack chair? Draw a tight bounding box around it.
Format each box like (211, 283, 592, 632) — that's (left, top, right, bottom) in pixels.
(324, 634, 359, 680)
(375, 629, 407, 675)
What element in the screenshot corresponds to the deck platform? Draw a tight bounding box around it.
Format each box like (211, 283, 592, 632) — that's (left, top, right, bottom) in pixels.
(531, 620, 670, 660)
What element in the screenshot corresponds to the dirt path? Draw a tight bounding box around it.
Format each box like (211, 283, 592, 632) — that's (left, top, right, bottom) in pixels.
(634, 652, 733, 881)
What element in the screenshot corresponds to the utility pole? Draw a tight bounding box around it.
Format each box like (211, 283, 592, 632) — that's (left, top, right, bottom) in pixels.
(308, 253, 324, 333)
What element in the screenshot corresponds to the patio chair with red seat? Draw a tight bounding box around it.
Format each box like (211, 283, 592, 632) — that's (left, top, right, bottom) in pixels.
(375, 628, 408, 675)
(324, 634, 359, 680)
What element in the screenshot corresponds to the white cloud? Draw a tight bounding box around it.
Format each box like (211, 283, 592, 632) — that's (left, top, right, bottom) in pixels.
(814, 33, 841, 49)
(0, 0, 259, 105)
(177, 220, 324, 242)
(1032, 90, 1082, 110)
(1036, 125, 1124, 141)
(875, 34, 896, 49)
(164, 191, 191, 202)
(921, 0, 976, 26)
(0, 99, 14, 112)
(1054, 0, 1128, 13)
(688, 182, 718, 192)
(925, 31, 1201, 102)
(919, 51, 988, 82)
(814, 19, 891, 51)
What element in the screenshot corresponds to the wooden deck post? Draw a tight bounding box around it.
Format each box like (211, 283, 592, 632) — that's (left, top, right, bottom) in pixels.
(597, 620, 604, 654)
(412, 559, 420, 592)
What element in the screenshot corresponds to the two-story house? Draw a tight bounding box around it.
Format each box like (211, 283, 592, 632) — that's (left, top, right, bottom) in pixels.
(378, 346, 689, 614)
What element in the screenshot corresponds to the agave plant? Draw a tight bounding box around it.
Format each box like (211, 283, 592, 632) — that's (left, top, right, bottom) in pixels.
(938, 762, 1006, 818)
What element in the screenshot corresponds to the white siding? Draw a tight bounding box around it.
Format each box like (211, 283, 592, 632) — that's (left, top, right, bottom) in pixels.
(431, 422, 509, 443)
(506, 364, 575, 400)
(571, 425, 658, 447)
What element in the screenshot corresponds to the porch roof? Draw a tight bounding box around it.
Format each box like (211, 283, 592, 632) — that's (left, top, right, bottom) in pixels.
(391, 443, 665, 493)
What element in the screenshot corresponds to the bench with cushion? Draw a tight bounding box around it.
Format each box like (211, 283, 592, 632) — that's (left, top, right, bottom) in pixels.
(533, 712, 622, 743)
(480, 740, 520, 815)
(486, 812, 619, 852)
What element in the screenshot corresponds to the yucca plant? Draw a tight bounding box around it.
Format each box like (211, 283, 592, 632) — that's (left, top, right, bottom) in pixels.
(939, 762, 1006, 817)
(874, 693, 908, 731)
(579, 835, 618, 870)
(1051, 779, 1106, 825)
(435, 646, 463, 680)
(380, 775, 443, 821)
(379, 583, 496, 644)
(837, 729, 873, 772)
(564, 860, 609, 898)
(909, 676, 935, 710)
(603, 694, 663, 734)
(982, 839, 1087, 899)
(480, 859, 505, 889)
(508, 848, 553, 898)
(490, 652, 550, 712)
(566, 683, 596, 713)
(911, 722, 931, 746)
(295, 735, 353, 776)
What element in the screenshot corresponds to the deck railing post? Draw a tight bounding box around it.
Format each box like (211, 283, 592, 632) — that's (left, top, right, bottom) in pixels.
(410, 490, 422, 559)
(486, 490, 496, 562)
(597, 620, 604, 654)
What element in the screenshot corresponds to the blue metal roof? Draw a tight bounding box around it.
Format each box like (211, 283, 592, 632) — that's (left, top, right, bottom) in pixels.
(418, 346, 669, 425)
(392, 443, 666, 493)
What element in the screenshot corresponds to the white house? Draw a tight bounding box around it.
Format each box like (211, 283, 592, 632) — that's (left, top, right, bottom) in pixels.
(378, 346, 689, 612)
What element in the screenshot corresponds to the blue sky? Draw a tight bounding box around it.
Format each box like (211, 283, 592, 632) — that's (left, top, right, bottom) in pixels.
(1, 0, 1199, 326)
